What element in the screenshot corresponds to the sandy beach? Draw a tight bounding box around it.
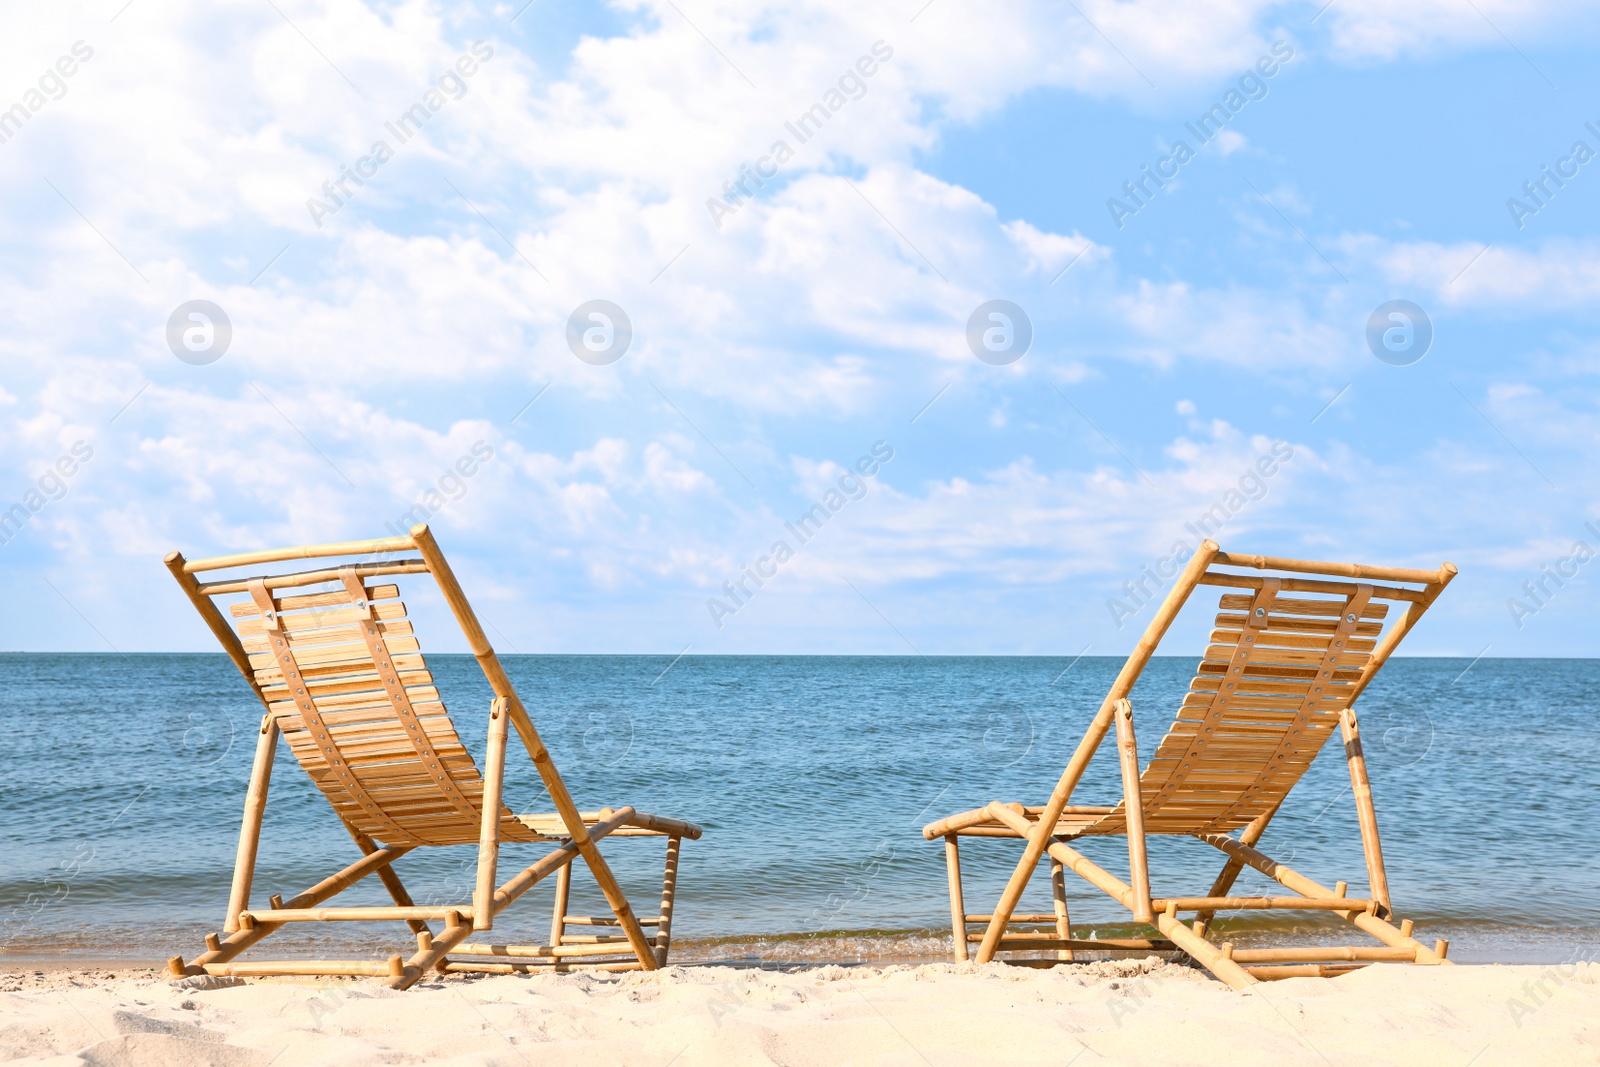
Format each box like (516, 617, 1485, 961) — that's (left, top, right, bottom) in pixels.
(3, 958, 1597, 1066)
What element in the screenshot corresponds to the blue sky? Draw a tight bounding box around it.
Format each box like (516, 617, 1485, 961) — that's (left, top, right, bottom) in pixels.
(1, 0, 1597, 657)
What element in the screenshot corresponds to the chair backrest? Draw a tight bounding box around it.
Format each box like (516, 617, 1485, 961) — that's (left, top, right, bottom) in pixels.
(1082, 547, 1454, 838)
(166, 532, 541, 848)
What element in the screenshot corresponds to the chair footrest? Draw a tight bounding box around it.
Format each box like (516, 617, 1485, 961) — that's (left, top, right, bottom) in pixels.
(1243, 964, 1367, 980)
(1228, 946, 1417, 963)
(977, 936, 1178, 952)
(454, 939, 660, 959)
(242, 906, 467, 924)
(197, 959, 405, 978)
(1154, 896, 1376, 913)
(440, 959, 647, 973)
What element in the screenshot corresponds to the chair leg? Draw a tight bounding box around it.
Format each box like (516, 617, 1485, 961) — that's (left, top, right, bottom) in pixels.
(390, 910, 473, 990)
(1114, 700, 1154, 923)
(655, 835, 681, 966)
(1194, 832, 1446, 965)
(224, 715, 279, 934)
(1340, 707, 1392, 915)
(344, 824, 431, 936)
(549, 862, 571, 949)
(977, 702, 1118, 962)
(172, 843, 416, 975)
(1194, 801, 1282, 937)
(1050, 856, 1073, 961)
(944, 834, 968, 962)
(474, 698, 511, 932)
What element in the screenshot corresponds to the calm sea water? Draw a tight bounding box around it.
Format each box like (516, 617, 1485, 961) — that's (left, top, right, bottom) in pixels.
(2, 654, 1596, 966)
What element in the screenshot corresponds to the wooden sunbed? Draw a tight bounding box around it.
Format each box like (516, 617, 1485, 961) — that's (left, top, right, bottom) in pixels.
(164, 525, 700, 988)
(923, 541, 1456, 987)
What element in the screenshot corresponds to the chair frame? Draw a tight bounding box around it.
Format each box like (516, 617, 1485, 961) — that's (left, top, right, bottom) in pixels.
(164, 524, 698, 988)
(924, 540, 1458, 988)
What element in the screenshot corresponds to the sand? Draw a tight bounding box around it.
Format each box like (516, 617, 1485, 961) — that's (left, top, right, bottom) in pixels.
(2, 958, 1597, 1065)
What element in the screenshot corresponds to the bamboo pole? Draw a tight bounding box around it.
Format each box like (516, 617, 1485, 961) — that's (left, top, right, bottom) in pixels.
(474, 698, 511, 931)
(971, 935, 1175, 951)
(976, 541, 1219, 964)
(1050, 857, 1073, 962)
(239, 906, 464, 923)
(224, 714, 279, 934)
(1244, 964, 1364, 981)
(1193, 801, 1282, 936)
(1196, 572, 1425, 602)
(1152, 896, 1377, 911)
(1154, 911, 1258, 989)
(1194, 834, 1446, 964)
(390, 914, 474, 990)
(944, 835, 969, 962)
(197, 560, 430, 596)
(923, 806, 1113, 839)
(1228, 946, 1416, 963)
(440, 959, 644, 974)
(549, 859, 572, 949)
(199, 960, 404, 978)
(493, 808, 634, 915)
(985, 805, 1138, 911)
(1340, 706, 1391, 915)
(172, 845, 413, 974)
(455, 940, 656, 960)
(343, 824, 429, 936)
(163, 552, 270, 707)
(1343, 563, 1457, 706)
(1209, 552, 1444, 586)
(182, 537, 417, 573)
(409, 524, 658, 970)
(655, 836, 681, 966)
(1114, 700, 1154, 923)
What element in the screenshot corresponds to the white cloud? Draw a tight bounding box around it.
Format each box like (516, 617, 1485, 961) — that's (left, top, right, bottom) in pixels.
(1369, 238, 1600, 309)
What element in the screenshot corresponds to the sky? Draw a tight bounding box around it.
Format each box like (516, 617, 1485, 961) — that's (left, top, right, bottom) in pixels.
(1, 0, 1597, 658)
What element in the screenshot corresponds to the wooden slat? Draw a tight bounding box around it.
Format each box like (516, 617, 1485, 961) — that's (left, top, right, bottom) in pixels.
(247, 579, 425, 845)
(1218, 593, 1387, 619)
(238, 600, 407, 634)
(1216, 612, 1383, 636)
(240, 619, 414, 653)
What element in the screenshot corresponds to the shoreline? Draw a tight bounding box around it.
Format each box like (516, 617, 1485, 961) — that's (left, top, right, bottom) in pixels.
(2, 959, 1595, 1065)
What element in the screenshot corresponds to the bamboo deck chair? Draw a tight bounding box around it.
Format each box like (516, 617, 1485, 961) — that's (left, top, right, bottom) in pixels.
(163, 525, 701, 988)
(923, 541, 1457, 989)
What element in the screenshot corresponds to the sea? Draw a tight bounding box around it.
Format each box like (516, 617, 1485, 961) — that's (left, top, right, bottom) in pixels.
(2, 654, 1596, 968)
